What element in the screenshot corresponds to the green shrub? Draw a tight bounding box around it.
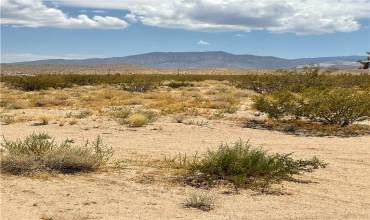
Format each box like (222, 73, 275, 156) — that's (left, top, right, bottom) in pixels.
(253, 90, 301, 119)
(183, 140, 326, 189)
(2, 71, 369, 92)
(166, 81, 194, 89)
(243, 119, 370, 137)
(301, 88, 370, 127)
(0, 133, 113, 175)
(254, 88, 370, 127)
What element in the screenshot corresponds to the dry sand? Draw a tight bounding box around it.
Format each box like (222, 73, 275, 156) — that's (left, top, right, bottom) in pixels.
(1, 115, 369, 220)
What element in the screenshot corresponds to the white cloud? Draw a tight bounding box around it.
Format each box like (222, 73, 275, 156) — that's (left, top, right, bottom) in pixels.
(0, 0, 129, 29)
(197, 40, 210, 45)
(54, 0, 370, 34)
(2, 0, 370, 34)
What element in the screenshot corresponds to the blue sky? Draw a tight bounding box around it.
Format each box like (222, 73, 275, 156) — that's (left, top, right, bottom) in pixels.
(1, 1, 370, 62)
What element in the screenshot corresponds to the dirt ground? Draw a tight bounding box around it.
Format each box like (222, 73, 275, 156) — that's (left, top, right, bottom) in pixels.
(1, 114, 369, 220)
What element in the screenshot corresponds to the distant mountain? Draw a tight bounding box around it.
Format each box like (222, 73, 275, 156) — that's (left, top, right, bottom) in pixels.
(9, 51, 365, 69)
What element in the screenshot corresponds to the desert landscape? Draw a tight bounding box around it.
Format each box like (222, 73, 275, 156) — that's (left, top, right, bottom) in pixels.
(1, 69, 369, 220)
(2, 0, 370, 219)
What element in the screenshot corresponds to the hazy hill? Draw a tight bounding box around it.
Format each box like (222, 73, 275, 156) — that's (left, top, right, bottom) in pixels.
(10, 51, 364, 69)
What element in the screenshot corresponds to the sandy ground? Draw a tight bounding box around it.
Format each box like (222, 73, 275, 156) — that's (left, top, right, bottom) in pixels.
(1, 115, 370, 220)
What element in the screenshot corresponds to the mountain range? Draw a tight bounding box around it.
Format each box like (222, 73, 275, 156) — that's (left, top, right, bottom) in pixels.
(10, 51, 365, 69)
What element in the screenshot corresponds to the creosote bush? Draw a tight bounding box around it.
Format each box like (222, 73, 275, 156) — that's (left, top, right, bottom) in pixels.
(253, 88, 370, 127)
(2, 70, 369, 92)
(0, 133, 113, 175)
(301, 88, 370, 127)
(182, 140, 326, 189)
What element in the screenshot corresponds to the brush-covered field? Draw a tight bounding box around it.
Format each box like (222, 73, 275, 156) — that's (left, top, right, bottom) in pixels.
(1, 68, 370, 220)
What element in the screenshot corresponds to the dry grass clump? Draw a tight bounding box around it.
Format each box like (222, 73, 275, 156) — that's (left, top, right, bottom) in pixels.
(180, 140, 326, 190)
(69, 119, 78, 125)
(123, 97, 144, 105)
(30, 95, 67, 107)
(110, 107, 157, 127)
(0, 133, 113, 175)
(0, 99, 29, 109)
(34, 115, 50, 126)
(184, 192, 215, 211)
(75, 110, 92, 119)
(126, 113, 147, 127)
(0, 114, 15, 125)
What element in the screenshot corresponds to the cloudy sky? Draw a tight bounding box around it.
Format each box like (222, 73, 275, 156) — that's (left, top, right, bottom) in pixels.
(1, 0, 370, 62)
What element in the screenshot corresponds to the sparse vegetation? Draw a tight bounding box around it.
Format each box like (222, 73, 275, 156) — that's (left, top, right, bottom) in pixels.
(181, 140, 326, 190)
(166, 81, 194, 89)
(126, 113, 148, 127)
(110, 107, 157, 127)
(253, 88, 370, 127)
(184, 192, 215, 211)
(243, 119, 370, 137)
(2, 70, 369, 92)
(0, 114, 15, 125)
(0, 133, 113, 175)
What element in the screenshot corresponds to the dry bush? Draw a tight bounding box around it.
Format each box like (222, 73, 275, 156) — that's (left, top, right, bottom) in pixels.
(123, 97, 144, 105)
(110, 107, 157, 127)
(126, 113, 147, 127)
(0, 114, 15, 125)
(36, 115, 50, 125)
(0, 133, 113, 175)
(69, 119, 78, 125)
(30, 95, 67, 107)
(184, 192, 215, 211)
(75, 110, 92, 119)
(1, 99, 29, 109)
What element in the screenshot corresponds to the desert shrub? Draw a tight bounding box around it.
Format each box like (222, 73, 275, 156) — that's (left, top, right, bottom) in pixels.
(35, 115, 50, 126)
(110, 107, 157, 127)
(110, 107, 132, 122)
(243, 119, 370, 137)
(120, 81, 156, 92)
(0, 133, 113, 175)
(301, 88, 370, 127)
(2, 71, 369, 92)
(2, 99, 29, 109)
(184, 192, 215, 211)
(0, 114, 15, 125)
(1, 75, 72, 91)
(183, 140, 326, 189)
(75, 110, 92, 119)
(254, 88, 370, 126)
(166, 81, 194, 89)
(126, 113, 147, 127)
(253, 90, 301, 119)
(234, 68, 370, 93)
